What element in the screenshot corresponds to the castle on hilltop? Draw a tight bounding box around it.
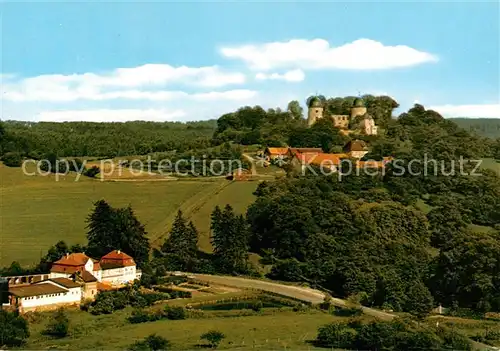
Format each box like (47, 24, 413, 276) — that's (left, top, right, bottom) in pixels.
(307, 96, 378, 136)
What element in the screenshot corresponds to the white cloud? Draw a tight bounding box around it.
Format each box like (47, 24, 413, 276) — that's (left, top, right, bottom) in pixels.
(2, 64, 246, 102)
(255, 69, 305, 82)
(221, 38, 438, 70)
(3, 85, 257, 103)
(35, 109, 187, 122)
(429, 104, 500, 118)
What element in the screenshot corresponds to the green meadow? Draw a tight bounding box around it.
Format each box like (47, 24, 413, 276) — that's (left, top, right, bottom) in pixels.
(0, 163, 258, 267)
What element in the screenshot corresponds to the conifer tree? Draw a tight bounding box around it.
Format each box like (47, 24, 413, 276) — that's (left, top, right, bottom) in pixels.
(186, 221, 199, 255)
(86, 200, 150, 267)
(86, 200, 115, 257)
(162, 210, 198, 262)
(210, 204, 249, 273)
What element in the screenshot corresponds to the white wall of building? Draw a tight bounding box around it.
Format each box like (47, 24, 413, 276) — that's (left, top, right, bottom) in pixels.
(92, 269, 102, 282)
(18, 287, 81, 309)
(101, 266, 136, 285)
(49, 272, 71, 279)
(83, 259, 94, 273)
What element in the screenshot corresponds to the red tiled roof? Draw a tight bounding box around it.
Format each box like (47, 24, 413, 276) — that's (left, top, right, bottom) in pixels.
(100, 250, 136, 268)
(97, 282, 114, 291)
(294, 153, 348, 166)
(101, 250, 133, 261)
(344, 140, 369, 152)
(50, 265, 82, 274)
(265, 147, 289, 155)
(289, 147, 323, 154)
(52, 253, 90, 266)
(92, 261, 101, 271)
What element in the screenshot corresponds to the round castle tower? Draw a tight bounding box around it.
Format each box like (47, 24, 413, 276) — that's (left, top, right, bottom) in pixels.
(350, 97, 367, 119)
(307, 97, 324, 126)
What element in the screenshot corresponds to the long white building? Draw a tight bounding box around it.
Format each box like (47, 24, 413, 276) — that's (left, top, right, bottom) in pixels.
(7, 278, 82, 313)
(4, 250, 141, 313)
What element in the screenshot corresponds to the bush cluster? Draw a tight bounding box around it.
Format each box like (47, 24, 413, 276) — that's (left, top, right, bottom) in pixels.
(315, 319, 472, 350)
(87, 286, 171, 315)
(153, 286, 192, 299)
(128, 306, 186, 324)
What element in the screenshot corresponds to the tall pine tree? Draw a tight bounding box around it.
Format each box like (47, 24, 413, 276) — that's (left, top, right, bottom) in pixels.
(86, 200, 150, 267)
(210, 205, 249, 274)
(161, 210, 198, 263)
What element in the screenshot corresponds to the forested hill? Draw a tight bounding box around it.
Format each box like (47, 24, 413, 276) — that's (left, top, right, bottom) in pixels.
(246, 103, 500, 314)
(213, 95, 399, 147)
(450, 118, 500, 139)
(0, 120, 217, 158)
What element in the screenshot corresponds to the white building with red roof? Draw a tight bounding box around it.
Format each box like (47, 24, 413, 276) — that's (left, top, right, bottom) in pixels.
(4, 250, 140, 313)
(49, 250, 140, 287)
(100, 250, 138, 286)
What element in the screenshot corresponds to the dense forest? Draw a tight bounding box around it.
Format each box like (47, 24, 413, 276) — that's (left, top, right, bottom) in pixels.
(0, 120, 217, 159)
(247, 104, 500, 313)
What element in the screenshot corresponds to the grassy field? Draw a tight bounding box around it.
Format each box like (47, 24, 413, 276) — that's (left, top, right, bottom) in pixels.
(481, 158, 500, 175)
(428, 316, 500, 347)
(26, 307, 346, 350)
(0, 163, 258, 267)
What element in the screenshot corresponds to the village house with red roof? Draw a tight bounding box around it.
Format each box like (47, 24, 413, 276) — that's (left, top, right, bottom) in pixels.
(2, 250, 141, 313)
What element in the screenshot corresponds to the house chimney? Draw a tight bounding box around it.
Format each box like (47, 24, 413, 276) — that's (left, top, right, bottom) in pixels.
(117, 250, 121, 254)
(66, 252, 69, 258)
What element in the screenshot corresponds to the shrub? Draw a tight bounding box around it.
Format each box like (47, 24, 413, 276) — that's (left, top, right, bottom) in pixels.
(2, 152, 22, 167)
(437, 328, 472, 351)
(88, 290, 172, 315)
(315, 319, 473, 351)
(292, 303, 309, 313)
(84, 165, 100, 178)
(316, 322, 357, 349)
(267, 258, 304, 282)
(128, 309, 155, 324)
(200, 330, 225, 349)
(333, 307, 363, 317)
(43, 308, 69, 338)
(0, 310, 30, 347)
(250, 300, 263, 312)
(129, 334, 171, 350)
(165, 306, 186, 320)
(154, 287, 191, 299)
(89, 297, 114, 315)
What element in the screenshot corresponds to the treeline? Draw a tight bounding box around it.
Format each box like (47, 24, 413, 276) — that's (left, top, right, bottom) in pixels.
(452, 118, 500, 139)
(362, 104, 499, 160)
(315, 319, 471, 350)
(132, 143, 251, 176)
(0, 120, 217, 159)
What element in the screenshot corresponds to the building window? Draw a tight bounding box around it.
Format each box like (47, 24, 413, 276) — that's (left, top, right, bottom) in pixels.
(315, 109, 319, 113)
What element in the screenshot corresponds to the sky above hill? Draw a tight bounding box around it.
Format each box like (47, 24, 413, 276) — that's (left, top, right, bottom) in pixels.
(1, 1, 499, 122)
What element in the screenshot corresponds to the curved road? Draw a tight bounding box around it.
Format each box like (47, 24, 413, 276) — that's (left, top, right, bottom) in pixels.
(190, 273, 395, 320)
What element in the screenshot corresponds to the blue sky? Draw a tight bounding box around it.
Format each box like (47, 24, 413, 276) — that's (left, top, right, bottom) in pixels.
(1, 1, 499, 122)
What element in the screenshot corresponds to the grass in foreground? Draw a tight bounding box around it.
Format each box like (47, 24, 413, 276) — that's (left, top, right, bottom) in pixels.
(26, 308, 348, 350)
